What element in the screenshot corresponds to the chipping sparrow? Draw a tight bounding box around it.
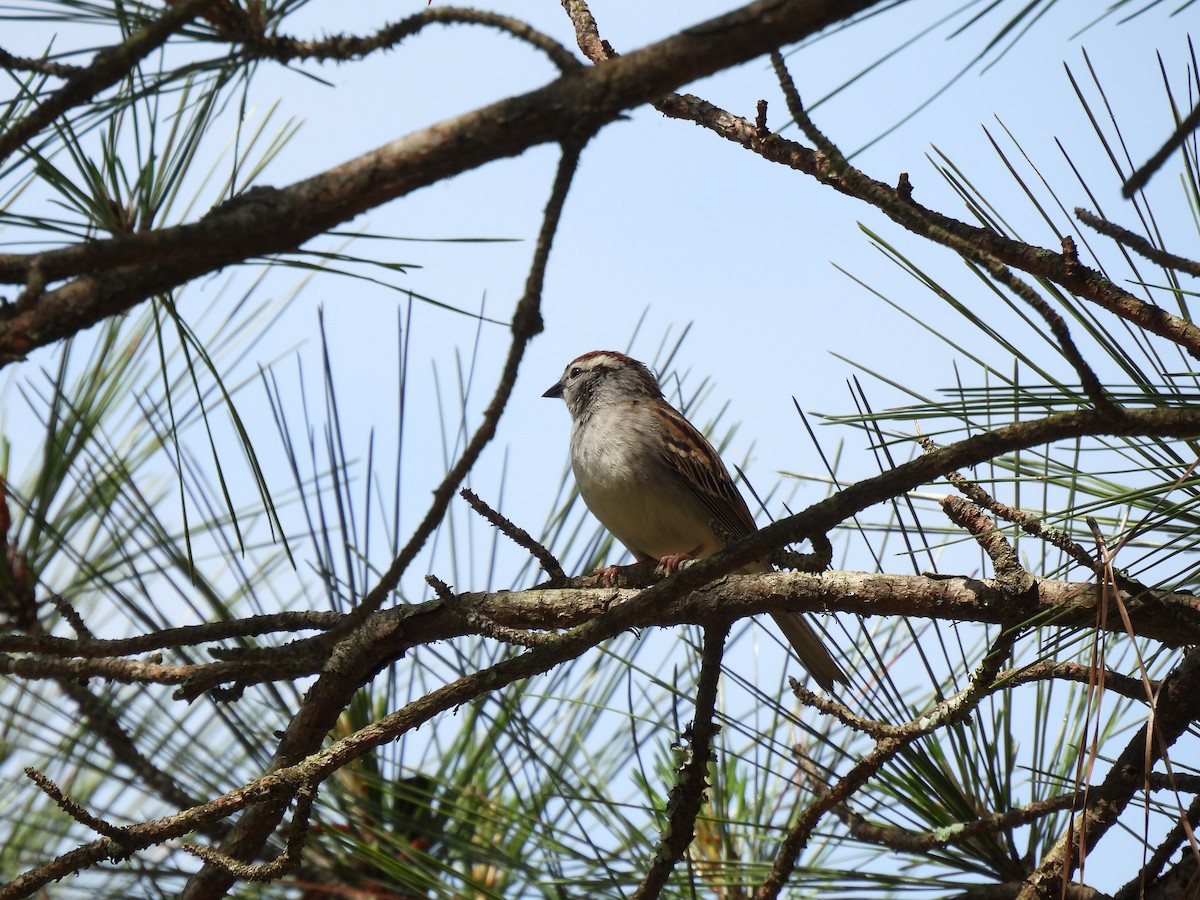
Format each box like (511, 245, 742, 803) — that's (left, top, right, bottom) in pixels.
(543, 350, 847, 691)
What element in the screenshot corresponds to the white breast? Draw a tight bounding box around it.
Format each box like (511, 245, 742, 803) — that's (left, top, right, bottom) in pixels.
(570, 404, 719, 561)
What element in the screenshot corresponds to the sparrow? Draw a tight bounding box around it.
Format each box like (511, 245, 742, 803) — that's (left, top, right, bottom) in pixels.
(544, 350, 847, 690)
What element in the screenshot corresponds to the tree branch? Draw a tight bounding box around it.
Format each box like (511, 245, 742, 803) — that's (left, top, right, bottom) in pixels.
(245, 7, 581, 71)
(652, 89, 1200, 360)
(1018, 648, 1200, 899)
(632, 622, 729, 899)
(0, 0, 878, 365)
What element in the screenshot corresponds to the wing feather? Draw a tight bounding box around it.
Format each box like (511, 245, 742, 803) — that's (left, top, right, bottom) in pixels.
(656, 403, 758, 542)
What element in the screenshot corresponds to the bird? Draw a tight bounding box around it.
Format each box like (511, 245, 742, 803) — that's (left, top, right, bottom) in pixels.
(543, 349, 847, 691)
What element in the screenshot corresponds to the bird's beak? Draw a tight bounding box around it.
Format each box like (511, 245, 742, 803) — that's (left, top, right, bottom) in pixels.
(542, 380, 564, 399)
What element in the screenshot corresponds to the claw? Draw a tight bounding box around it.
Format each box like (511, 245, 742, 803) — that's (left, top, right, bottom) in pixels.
(657, 552, 693, 575)
(593, 560, 658, 586)
(594, 564, 623, 587)
(657, 546, 701, 575)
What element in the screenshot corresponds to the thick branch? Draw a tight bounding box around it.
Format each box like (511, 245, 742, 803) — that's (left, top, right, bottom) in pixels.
(647, 407, 1200, 591)
(6, 570, 1198, 694)
(473, 570, 1200, 650)
(0, 0, 877, 364)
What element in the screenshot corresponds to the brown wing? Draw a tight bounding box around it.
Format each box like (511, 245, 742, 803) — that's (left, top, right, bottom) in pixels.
(656, 402, 758, 543)
(656, 401, 849, 689)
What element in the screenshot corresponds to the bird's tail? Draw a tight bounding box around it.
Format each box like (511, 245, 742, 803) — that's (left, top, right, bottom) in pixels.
(770, 611, 848, 692)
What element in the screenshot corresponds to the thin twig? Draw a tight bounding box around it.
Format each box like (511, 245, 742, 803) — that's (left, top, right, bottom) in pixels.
(1076, 207, 1200, 277)
(921, 435, 1105, 582)
(996, 661, 1155, 701)
(249, 7, 580, 71)
(942, 495, 1034, 596)
(43, 593, 91, 640)
(806, 758, 1085, 854)
(560, 0, 611, 63)
(24, 768, 131, 844)
(0, 609, 339, 655)
(0, 48, 85, 78)
(182, 782, 315, 881)
(460, 488, 566, 583)
(648, 51, 1200, 360)
(772, 51, 1117, 418)
(760, 627, 1019, 899)
(1122, 100, 1200, 197)
(987, 265, 1117, 416)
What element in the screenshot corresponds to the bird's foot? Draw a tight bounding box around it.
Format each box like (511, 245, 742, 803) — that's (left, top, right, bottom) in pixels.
(657, 548, 700, 575)
(594, 561, 655, 587)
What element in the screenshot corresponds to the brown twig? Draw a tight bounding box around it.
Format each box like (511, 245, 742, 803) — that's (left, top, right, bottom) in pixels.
(246, 7, 580, 72)
(982, 264, 1117, 417)
(24, 767, 131, 845)
(921, 435, 1107, 584)
(649, 63, 1200, 360)
(790, 682, 892, 737)
(1076, 207, 1200, 277)
(704, 407, 1200, 582)
(182, 782, 315, 881)
(44, 592, 91, 639)
(1122, 100, 1200, 197)
(560, 0, 611, 63)
(0, 609, 341, 656)
(0, 651, 226, 686)
(772, 50, 1117, 417)
(631, 622, 729, 900)
(806, 761, 1085, 855)
(948, 884, 1103, 900)
(459, 488, 566, 583)
(941, 495, 1034, 596)
(996, 660, 1156, 701)
(0, 48, 85, 79)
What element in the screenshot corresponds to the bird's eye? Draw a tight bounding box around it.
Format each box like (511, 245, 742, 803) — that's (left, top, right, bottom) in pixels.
(569, 367, 583, 379)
